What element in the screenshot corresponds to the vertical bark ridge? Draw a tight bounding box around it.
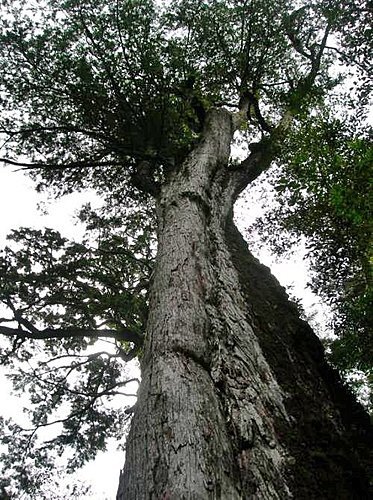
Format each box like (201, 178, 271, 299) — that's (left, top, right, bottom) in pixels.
(204, 175, 294, 498)
(118, 109, 244, 499)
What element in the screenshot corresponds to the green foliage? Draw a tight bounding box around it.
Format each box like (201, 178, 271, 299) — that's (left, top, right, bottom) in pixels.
(0, 433, 92, 500)
(249, 113, 372, 405)
(0, 0, 344, 195)
(0, 218, 151, 347)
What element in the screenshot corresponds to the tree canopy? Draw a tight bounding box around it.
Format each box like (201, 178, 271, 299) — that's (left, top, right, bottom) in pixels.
(0, 0, 371, 495)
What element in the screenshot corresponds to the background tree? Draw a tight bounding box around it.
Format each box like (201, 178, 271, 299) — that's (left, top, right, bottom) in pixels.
(248, 113, 372, 409)
(0, 0, 372, 497)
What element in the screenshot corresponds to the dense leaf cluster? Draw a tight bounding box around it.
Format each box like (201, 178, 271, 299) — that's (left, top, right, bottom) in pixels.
(249, 114, 372, 405)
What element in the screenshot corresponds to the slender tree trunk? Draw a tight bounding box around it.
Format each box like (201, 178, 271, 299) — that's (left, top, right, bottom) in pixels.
(117, 110, 372, 499)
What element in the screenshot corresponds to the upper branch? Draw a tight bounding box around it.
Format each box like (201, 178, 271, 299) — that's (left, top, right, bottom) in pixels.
(0, 157, 123, 171)
(231, 17, 332, 196)
(286, 16, 332, 96)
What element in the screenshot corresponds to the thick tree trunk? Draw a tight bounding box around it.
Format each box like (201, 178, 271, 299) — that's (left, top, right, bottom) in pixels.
(117, 110, 372, 499)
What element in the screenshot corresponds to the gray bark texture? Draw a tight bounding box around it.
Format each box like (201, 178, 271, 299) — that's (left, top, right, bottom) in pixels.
(117, 110, 372, 499)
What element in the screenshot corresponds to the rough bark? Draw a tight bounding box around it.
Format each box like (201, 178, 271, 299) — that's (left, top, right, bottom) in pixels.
(117, 110, 372, 499)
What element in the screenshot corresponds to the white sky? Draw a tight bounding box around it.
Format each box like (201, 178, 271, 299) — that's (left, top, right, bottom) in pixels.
(0, 165, 326, 498)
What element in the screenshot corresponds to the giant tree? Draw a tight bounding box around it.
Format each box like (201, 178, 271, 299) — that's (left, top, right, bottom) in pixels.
(0, 0, 372, 498)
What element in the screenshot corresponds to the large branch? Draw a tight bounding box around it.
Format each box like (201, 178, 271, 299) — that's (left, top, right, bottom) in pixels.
(0, 324, 143, 346)
(246, 92, 273, 133)
(1, 122, 164, 167)
(231, 19, 332, 196)
(231, 138, 275, 200)
(0, 150, 167, 179)
(237, 91, 273, 133)
(231, 108, 293, 199)
(0, 157, 123, 170)
(1, 124, 106, 141)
